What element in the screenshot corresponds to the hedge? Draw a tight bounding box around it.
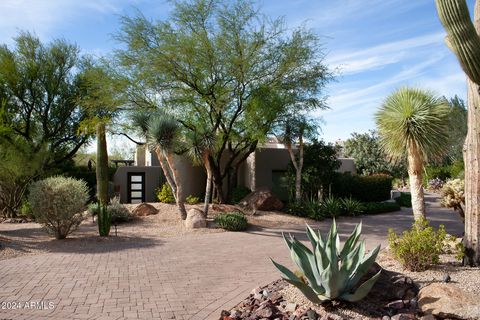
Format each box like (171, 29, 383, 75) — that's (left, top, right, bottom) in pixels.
(331, 173, 393, 202)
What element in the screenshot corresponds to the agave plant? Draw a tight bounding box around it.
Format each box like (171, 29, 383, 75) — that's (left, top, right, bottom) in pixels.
(271, 221, 381, 303)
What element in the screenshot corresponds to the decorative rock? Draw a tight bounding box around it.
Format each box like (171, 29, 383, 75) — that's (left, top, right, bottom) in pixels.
(184, 208, 206, 229)
(255, 306, 273, 318)
(387, 300, 405, 309)
(418, 283, 480, 319)
(442, 274, 451, 283)
(238, 186, 284, 211)
(391, 314, 415, 320)
(382, 316, 391, 320)
(306, 309, 318, 319)
(132, 203, 158, 216)
(285, 303, 297, 312)
(419, 315, 436, 320)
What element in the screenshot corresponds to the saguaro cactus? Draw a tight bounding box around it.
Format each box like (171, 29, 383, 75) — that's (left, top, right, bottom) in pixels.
(96, 122, 111, 236)
(435, 0, 480, 266)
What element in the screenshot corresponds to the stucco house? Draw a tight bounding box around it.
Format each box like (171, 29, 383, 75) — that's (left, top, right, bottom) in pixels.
(113, 138, 356, 204)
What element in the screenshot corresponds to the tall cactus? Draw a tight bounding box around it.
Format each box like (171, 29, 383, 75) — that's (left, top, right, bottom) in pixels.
(435, 0, 480, 266)
(96, 122, 111, 236)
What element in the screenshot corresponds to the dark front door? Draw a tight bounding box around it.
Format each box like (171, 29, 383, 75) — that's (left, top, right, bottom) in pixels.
(127, 172, 145, 204)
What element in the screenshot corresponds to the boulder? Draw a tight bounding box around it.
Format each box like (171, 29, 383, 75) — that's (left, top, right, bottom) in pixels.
(185, 208, 206, 229)
(132, 203, 158, 216)
(238, 187, 283, 211)
(418, 283, 480, 319)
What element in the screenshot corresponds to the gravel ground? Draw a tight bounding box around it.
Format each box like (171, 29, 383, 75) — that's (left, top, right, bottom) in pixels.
(278, 249, 480, 319)
(0, 203, 310, 261)
(377, 249, 480, 296)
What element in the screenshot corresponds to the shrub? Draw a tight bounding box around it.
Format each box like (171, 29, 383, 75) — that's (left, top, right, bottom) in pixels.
(363, 202, 400, 215)
(108, 197, 133, 224)
(286, 200, 321, 219)
(395, 192, 412, 207)
(424, 165, 451, 185)
(19, 200, 34, 219)
(321, 196, 343, 217)
(186, 195, 201, 204)
(342, 197, 364, 216)
(157, 183, 175, 203)
(232, 186, 251, 203)
(440, 179, 465, 221)
(214, 212, 248, 231)
(388, 218, 447, 271)
(331, 173, 393, 202)
(428, 178, 444, 191)
(29, 176, 89, 239)
(272, 222, 381, 303)
(89, 198, 133, 224)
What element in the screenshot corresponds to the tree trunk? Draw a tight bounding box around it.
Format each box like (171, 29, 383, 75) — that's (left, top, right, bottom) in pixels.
(96, 122, 111, 236)
(464, 77, 480, 265)
(165, 152, 187, 220)
(407, 144, 426, 221)
(202, 151, 212, 218)
(154, 147, 177, 196)
(286, 142, 302, 203)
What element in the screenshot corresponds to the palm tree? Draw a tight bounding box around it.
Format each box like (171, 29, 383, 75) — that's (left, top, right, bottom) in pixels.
(375, 87, 449, 221)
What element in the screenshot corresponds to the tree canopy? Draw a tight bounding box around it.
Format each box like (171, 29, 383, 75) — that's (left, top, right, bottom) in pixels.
(115, 0, 331, 202)
(0, 32, 91, 168)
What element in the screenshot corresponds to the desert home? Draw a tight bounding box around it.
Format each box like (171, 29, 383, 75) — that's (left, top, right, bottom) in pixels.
(113, 138, 356, 204)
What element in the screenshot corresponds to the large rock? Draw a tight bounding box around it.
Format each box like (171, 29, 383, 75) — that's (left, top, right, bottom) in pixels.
(185, 208, 206, 229)
(418, 283, 480, 319)
(132, 203, 158, 216)
(238, 187, 283, 211)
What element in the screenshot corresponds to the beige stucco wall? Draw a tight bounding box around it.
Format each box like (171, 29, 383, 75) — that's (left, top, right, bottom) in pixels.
(337, 158, 356, 174)
(114, 154, 206, 204)
(113, 166, 164, 203)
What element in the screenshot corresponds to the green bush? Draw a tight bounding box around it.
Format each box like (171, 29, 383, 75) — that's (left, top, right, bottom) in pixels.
(388, 218, 447, 271)
(395, 192, 412, 207)
(29, 176, 89, 239)
(424, 165, 451, 185)
(321, 196, 343, 217)
(362, 202, 400, 215)
(342, 197, 364, 216)
(19, 200, 34, 219)
(108, 197, 133, 224)
(214, 212, 248, 231)
(88, 198, 133, 224)
(232, 186, 251, 203)
(157, 183, 175, 203)
(186, 195, 201, 204)
(331, 173, 393, 202)
(286, 200, 326, 220)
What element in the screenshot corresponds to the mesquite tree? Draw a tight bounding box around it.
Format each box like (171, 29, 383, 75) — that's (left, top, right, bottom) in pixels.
(435, 0, 480, 266)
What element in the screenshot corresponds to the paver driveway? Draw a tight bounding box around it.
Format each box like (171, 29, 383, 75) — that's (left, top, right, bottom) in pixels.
(0, 195, 463, 320)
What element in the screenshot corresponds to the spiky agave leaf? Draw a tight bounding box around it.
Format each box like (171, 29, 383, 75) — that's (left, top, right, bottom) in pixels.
(340, 269, 382, 302)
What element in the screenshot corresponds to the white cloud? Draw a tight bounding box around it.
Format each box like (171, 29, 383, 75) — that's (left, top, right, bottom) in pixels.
(0, 0, 140, 43)
(327, 32, 445, 75)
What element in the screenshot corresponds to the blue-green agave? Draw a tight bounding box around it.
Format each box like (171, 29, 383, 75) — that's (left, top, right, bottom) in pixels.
(271, 221, 381, 303)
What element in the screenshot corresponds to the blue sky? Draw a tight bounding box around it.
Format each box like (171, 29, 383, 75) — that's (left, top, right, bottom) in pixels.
(0, 0, 474, 146)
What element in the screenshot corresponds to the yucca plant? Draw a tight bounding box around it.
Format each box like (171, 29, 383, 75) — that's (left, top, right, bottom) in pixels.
(271, 221, 381, 303)
(321, 196, 343, 217)
(342, 197, 364, 216)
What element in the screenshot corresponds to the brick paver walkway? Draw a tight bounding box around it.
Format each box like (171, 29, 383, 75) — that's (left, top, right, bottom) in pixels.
(0, 195, 463, 320)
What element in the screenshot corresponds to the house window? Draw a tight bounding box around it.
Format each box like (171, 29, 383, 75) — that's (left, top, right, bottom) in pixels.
(128, 173, 145, 204)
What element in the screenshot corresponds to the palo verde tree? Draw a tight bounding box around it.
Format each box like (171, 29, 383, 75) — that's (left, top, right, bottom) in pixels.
(435, 0, 480, 266)
(375, 87, 449, 221)
(0, 32, 91, 168)
(78, 61, 125, 236)
(115, 0, 330, 203)
(0, 32, 91, 216)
